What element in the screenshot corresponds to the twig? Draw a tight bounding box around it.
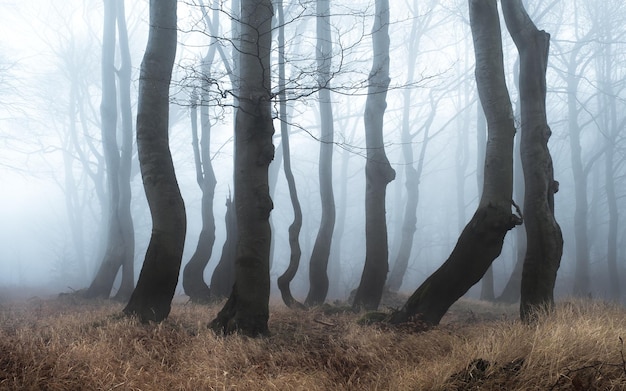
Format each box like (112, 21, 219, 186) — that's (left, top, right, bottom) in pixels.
(314, 318, 336, 327)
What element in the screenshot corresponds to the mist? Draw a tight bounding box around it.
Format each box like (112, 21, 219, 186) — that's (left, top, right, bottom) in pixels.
(0, 0, 624, 307)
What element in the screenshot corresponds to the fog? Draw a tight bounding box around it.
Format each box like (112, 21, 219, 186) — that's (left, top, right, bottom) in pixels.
(1, 0, 624, 304)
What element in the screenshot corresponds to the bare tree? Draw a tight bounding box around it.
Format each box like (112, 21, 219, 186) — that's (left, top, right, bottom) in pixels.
(85, 0, 135, 301)
(387, 0, 521, 327)
(123, 0, 185, 322)
(305, 0, 336, 307)
(210, 0, 274, 336)
(502, 0, 563, 321)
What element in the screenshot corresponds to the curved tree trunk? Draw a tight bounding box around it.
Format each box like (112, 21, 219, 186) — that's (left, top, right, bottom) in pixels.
(123, 0, 185, 323)
(182, 20, 219, 302)
(502, 0, 563, 322)
(210, 0, 274, 336)
(352, 0, 396, 311)
(387, 0, 521, 327)
(276, 0, 304, 309)
(182, 86, 216, 303)
(305, 0, 336, 307)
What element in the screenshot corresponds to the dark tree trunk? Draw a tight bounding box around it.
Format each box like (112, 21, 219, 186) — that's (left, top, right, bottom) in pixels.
(276, 0, 304, 309)
(305, 0, 336, 307)
(502, 0, 563, 322)
(123, 0, 185, 323)
(210, 0, 274, 336)
(387, 0, 521, 327)
(209, 196, 236, 300)
(352, 0, 395, 311)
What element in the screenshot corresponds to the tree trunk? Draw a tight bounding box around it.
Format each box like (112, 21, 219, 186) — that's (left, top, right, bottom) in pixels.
(476, 103, 495, 302)
(210, 0, 274, 336)
(305, 0, 336, 307)
(497, 111, 525, 303)
(352, 0, 396, 311)
(85, 0, 129, 300)
(387, 0, 521, 327)
(502, 0, 563, 321)
(209, 195, 236, 300)
(182, 25, 219, 303)
(113, 0, 135, 301)
(182, 86, 216, 303)
(276, 0, 304, 309)
(386, 8, 431, 294)
(123, 0, 185, 323)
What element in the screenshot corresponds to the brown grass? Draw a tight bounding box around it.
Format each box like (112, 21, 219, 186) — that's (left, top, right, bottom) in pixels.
(1, 295, 626, 390)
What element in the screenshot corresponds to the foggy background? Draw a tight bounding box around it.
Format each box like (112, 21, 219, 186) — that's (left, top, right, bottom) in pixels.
(0, 0, 624, 302)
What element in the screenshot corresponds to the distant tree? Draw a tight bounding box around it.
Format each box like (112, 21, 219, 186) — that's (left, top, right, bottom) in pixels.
(210, 0, 274, 336)
(387, 0, 521, 327)
(182, 2, 220, 304)
(123, 0, 185, 322)
(305, 0, 336, 307)
(502, 0, 563, 321)
(352, 0, 395, 310)
(85, 0, 135, 301)
(276, 0, 305, 309)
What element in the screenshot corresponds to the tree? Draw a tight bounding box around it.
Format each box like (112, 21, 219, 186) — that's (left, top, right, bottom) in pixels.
(352, 0, 395, 310)
(210, 0, 274, 336)
(276, 0, 305, 309)
(502, 0, 563, 321)
(123, 0, 185, 323)
(182, 3, 220, 303)
(387, 0, 521, 327)
(85, 0, 135, 301)
(305, 0, 336, 307)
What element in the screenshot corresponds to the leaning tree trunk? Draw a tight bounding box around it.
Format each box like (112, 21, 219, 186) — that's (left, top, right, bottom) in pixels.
(387, 0, 521, 327)
(502, 0, 563, 322)
(352, 0, 396, 311)
(210, 0, 274, 336)
(123, 0, 186, 323)
(305, 0, 336, 307)
(276, 0, 304, 309)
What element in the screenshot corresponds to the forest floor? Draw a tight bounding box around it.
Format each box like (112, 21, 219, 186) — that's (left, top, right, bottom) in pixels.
(1, 292, 626, 390)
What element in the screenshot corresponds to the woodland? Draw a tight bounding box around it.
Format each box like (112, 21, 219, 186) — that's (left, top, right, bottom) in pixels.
(1, 0, 626, 387)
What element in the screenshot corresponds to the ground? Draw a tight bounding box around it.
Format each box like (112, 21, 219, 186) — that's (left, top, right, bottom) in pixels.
(1, 292, 626, 390)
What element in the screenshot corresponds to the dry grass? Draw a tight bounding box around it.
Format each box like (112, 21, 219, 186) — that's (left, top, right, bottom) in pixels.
(1, 295, 626, 390)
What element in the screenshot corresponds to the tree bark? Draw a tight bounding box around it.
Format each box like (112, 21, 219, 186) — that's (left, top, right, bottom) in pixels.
(210, 0, 274, 336)
(387, 0, 521, 327)
(502, 0, 563, 322)
(305, 0, 336, 306)
(123, 0, 185, 323)
(352, 0, 396, 311)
